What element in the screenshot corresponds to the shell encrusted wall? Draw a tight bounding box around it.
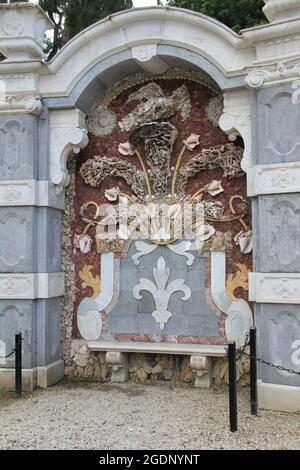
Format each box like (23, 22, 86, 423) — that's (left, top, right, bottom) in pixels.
(61, 70, 252, 385)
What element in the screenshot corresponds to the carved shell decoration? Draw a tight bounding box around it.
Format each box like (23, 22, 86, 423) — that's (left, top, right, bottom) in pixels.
(87, 104, 117, 137)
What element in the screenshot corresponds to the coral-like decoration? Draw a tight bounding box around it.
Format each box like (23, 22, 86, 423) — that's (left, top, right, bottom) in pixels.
(87, 105, 117, 137)
(119, 83, 191, 132)
(80, 76, 249, 253)
(79, 265, 101, 300)
(80, 156, 145, 199)
(205, 95, 224, 127)
(129, 122, 178, 197)
(178, 143, 244, 194)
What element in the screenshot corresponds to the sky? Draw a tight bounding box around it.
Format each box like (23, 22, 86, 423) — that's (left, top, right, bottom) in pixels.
(133, 0, 158, 6)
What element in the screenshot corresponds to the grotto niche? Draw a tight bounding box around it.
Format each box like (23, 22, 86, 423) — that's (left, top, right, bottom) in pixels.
(64, 69, 253, 351)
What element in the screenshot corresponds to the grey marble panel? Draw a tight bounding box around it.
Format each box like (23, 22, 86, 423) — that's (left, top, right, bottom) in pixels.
(0, 114, 37, 180)
(37, 107, 50, 180)
(0, 207, 36, 273)
(108, 241, 219, 337)
(256, 195, 300, 272)
(36, 299, 61, 367)
(255, 85, 300, 165)
(255, 304, 300, 387)
(0, 300, 36, 369)
(36, 208, 61, 273)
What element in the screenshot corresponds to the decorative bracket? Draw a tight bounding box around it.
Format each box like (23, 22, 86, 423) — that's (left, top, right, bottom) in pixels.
(50, 109, 89, 195)
(106, 351, 129, 383)
(190, 355, 213, 389)
(132, 44, 169, 75)
(219, 90, 252, 172)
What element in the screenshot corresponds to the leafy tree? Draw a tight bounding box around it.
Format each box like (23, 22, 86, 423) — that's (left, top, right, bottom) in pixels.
(164, 0, 266, 32)
(40, 0, 133, 60)
(39, 1, 65, 60)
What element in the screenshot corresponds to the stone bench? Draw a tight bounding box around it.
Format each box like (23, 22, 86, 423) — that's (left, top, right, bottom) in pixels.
(88, 341, 227, 388)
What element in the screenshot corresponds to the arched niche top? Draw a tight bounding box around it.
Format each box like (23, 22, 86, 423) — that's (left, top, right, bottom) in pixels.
(44, 46, 245, 113)
(41, 7, 255, 102)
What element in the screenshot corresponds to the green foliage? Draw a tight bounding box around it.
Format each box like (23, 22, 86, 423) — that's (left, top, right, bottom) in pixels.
(63, 0, 133, 43)
(165, 0, 266, 32)
(40, 0, 133, 60)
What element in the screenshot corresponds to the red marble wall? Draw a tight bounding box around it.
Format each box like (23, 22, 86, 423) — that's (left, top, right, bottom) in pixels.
(70, 78, 252, 340)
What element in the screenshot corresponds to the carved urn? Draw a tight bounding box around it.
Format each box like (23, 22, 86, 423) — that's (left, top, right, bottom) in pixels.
(263, 0, 300, 23)
(0, 2, 53, 60)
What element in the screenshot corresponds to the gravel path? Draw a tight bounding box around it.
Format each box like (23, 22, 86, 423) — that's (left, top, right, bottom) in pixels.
(0, 381, 299, 450)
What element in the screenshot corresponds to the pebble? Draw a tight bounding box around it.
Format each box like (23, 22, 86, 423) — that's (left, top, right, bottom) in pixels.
(0, 382, 299, 450)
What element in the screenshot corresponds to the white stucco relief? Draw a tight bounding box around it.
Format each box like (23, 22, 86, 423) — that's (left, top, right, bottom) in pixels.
(133, 256, 191, 331)
(219, 90, 252, 172)
(211, 252, 253, 347)
(77, 253, 117, 342)
(50, 109, 89, 195)
(132, 240, 195, 267)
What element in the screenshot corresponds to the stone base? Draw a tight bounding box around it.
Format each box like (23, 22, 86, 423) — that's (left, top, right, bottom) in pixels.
(258, 381, 300, 412)
(190, 356, 213, 388)
(0, 360, 65, 392)
(37, 360, 65, 389)
(106, 351, 129, 383)
(0, 368, 37, 392)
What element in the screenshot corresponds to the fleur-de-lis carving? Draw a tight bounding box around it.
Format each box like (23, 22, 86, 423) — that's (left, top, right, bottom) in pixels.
(133, 256, 191, 330)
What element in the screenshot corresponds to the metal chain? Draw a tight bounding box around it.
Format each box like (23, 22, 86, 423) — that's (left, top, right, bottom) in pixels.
(0, 348, 15, 360)
(225, 340, 300, 376)
(238, 349, 300, 376)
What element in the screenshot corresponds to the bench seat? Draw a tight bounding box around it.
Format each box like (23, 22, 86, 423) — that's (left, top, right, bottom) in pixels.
(88, 341, 226, 357)
(87, 341, 227, 388)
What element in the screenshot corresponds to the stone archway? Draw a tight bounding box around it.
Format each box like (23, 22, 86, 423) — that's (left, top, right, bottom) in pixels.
(0, 1, 300, 411)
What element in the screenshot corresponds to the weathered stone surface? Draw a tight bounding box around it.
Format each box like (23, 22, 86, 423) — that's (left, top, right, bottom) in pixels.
(64, 366, 75, 377)
(180, 357, 194, 383)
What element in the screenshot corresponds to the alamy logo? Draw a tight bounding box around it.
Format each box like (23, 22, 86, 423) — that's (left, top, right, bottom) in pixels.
(291, 340, 300, 366)
(292, 80, 300, 104)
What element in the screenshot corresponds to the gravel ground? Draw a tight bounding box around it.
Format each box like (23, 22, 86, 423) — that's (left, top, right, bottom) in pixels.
(0, 381, 299, 450)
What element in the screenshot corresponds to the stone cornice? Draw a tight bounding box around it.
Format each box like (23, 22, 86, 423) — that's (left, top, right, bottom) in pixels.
(0, 94, 42, 115)
(247, 162, 300, 197)
(0, 180, 65, 210)
(245, 61, 300, 88)
(0, 273, 65, 300)
(249, 273, 300, 304)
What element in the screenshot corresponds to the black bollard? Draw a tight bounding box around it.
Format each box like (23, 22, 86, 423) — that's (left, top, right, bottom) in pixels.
(15, 333, 22, 399)
(228, 341, 237, 432)
(250, 327, 258, 416)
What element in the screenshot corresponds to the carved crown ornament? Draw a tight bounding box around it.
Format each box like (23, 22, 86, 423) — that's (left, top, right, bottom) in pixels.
(72, 74, 252, 258)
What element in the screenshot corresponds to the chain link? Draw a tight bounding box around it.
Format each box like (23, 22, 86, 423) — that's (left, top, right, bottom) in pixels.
(225, 341, 300, 376)
(0, 348, 15, 360)
(238, 349, 300, 376)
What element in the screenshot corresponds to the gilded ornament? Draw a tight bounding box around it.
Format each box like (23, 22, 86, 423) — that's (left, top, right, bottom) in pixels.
(79, 266, 101, 300)
(226, 264, 250, 301)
